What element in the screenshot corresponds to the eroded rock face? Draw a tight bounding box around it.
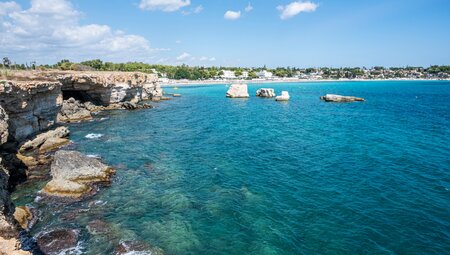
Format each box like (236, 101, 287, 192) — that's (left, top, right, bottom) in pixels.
(256, 88, 276, 98)
(57, 97, 93, 123)
(0, 106, 8, 144)
(36, 229, 79, 255)
(56, 71, 161, 104)
(42, 150, 115, 198)
(0, 80, 63, 141)
(226, 84, 250, 98)
(320, 94, 365, 102)
(0, 159, 19, 238)
(0, 236, 31, 255)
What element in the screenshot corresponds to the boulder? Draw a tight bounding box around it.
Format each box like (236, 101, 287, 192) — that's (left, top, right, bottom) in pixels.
(320, 94, 365, 102)
(41, 150, 115, 198)
(275, 91, 290, 101)
(0, 106, 8, 144)
(57, 97, 93, 123)
(13, 206, 33, 229)
(226, 84, 249, 98)
(19, 126, 70, 153)
(36, 229, 79, 255)
(256, 88, 276, 98)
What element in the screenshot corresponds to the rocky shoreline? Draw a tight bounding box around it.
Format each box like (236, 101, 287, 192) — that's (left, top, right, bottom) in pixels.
(0, 71, 164, 254)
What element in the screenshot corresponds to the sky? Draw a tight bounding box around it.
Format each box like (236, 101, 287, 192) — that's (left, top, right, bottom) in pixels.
(0, 0, 449, 67)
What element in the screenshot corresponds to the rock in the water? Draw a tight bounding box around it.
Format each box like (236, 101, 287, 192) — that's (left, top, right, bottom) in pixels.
(256, 88, 276, 98)
(320, 94, 365, 102)
(57, 97, 93, 123)
(275, 91, 290, 101)
(42, 150, 115, 198)
(0, 106, 8, 144)
(19, 126, 70, 153)
(13, 206, 33, 229)
(36, 229, 78, 255)
(226, 84, 250, 98)
(115, 241, 164, 255)
(86, 219, 110, 235)
(172, 94, 181, 97)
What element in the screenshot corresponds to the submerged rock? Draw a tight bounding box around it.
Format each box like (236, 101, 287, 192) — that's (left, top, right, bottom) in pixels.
(115, 240, 164, 255)
(320, 94, 365, 102)
(256, 88, 276, 98)
(57, 97, 93, 123)
(275, 91, 290, 101)
(86, 219, 110, 235)
(36, 229, 78, 255)
(226, 84, 250, 98)
(42, 150, 115, 198)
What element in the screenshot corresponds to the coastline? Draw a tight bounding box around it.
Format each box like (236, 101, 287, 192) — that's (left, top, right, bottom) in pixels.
(161, 78, 450, 87)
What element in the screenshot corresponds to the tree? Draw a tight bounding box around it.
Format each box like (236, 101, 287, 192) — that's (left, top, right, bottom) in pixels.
(2, 57, 11, 69)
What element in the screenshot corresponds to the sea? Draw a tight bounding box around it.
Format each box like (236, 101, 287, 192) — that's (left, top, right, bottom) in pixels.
(12, 81, 450, 254)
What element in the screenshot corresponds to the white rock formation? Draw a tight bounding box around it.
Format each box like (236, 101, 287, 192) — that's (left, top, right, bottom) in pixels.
(226, 84, 249, 98)
(320, 94, 365, 102)
(256, 88, 276, 98)
(275, 91, 290, 101)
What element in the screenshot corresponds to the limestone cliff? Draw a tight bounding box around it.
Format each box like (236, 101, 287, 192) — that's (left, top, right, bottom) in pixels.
(0, 80, 63, 142)
(0, 70, 163, 253)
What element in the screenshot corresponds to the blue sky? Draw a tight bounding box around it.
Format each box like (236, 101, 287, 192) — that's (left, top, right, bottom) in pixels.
(1, 0, 449, 67)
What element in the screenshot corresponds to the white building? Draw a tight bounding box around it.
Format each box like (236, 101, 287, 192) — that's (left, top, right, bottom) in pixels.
(221, 70, 236, 79)
(256, 70, 273, 79)
(240, 71, 249, 79)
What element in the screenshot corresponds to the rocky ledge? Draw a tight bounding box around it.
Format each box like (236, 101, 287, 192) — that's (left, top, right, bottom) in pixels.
(42, 150, 115, 199)
(320, 94, 365, 102)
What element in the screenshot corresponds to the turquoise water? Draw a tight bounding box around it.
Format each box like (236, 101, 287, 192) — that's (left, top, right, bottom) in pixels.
(14, 81, 450, 254)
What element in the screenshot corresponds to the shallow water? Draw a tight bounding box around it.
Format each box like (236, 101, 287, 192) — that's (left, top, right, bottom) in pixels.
(13, 81, 450, 254)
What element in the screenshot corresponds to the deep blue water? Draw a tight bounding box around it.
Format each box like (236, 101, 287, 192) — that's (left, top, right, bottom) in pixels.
(13, 81, 450, 254)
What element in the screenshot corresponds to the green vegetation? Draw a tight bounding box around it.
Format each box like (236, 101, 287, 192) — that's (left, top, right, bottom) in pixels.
(2, 56, 450, 80)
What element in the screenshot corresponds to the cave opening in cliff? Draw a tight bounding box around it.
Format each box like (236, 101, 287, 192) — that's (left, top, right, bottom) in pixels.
(62, 90, 97, 104)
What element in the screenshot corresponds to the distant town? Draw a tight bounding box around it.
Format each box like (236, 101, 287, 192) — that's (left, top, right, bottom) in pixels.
(2, 57, 449, 83)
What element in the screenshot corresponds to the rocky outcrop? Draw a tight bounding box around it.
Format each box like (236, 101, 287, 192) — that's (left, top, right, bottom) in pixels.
(57, 98, 93, 123)
(13, 206, 32, 229)
(16, 127, 70, 170)
(56, 71, 162, 105)
(42, 150, 115, 198)
(0, 80, 63, 141)
(276, 91, 290, 101)
(320, 94, 365, 102)
(226, 84, 249, 98)
(256, 88, 276, 98)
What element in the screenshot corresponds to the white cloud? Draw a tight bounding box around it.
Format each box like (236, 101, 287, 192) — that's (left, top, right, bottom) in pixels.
(224, 10, 241, 20)
(0, 1, 21, 16)
(139, 0, 190, 12)
(176, 40, 182, 44)
(199, 56, 216, 62)
(0, 0, 162, 63)
(245, 3, 253, 12)
(193, 5, 203, 14)
(277, 1, 318, 20)
(176, 52, 191, 61)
